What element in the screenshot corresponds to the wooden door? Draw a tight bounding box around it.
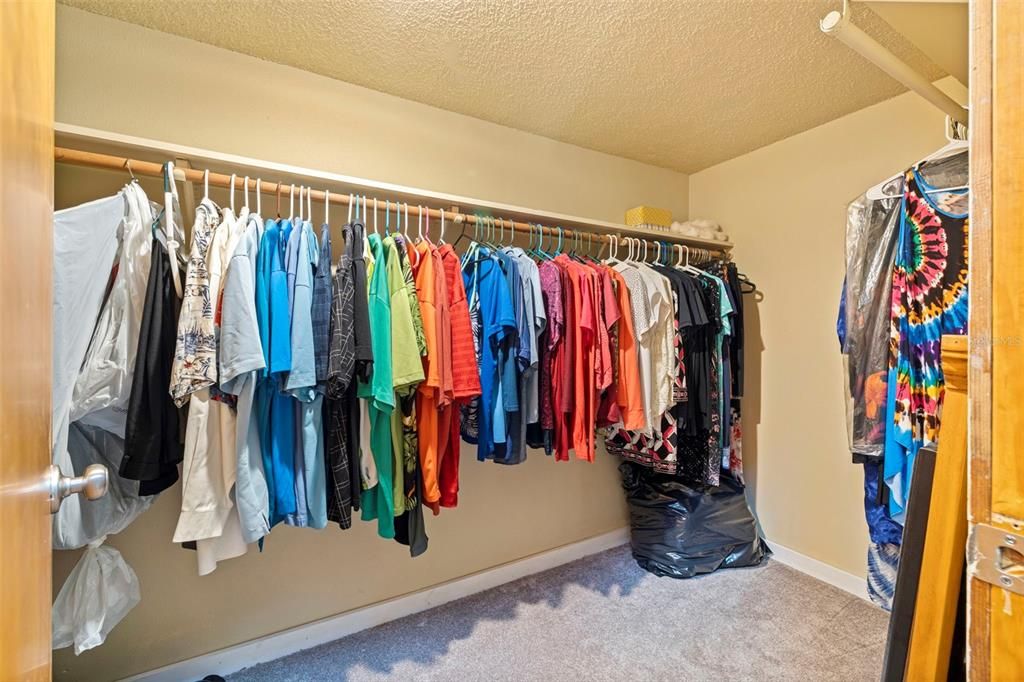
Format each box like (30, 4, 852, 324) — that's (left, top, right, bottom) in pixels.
(0, 1, 55, 679)
(967, 0, 1024, 679)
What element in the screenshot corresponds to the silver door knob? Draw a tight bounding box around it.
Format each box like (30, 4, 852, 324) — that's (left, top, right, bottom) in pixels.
(48, 463, 109, 514)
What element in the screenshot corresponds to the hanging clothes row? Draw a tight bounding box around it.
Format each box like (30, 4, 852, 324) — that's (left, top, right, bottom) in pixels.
(839, 138, 969, 610)
(53, 160, 743, 599)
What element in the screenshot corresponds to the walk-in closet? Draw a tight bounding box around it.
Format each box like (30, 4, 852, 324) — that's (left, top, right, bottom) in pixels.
(3, 1, 1022, 680)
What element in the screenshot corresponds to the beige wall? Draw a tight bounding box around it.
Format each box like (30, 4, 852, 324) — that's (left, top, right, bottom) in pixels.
(53, 7, 688, 681)
(688, 77, 968, 578)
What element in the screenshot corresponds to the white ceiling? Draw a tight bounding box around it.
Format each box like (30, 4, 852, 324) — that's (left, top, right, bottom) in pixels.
(59, 0, 967, 173)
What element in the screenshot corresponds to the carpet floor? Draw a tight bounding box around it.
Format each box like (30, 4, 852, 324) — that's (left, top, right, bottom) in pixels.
(231, 546, 888, 681)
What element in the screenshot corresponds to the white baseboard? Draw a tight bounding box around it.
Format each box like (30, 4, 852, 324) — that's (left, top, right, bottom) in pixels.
(127, 530, 871, 681)
(765, 540, 869, 602)
(126, 528, 630, 682)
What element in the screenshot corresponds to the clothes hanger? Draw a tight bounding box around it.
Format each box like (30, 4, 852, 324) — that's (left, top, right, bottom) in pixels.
(324, 189, 329, 226)
(438, 208, 446, 244)
(123, 159, 138, 184)
(276, 181, 282, 219)
(348, 193, 355, 226)
(243, 175, 250, 212)
(289, 184, 296, 222)
(229, 173, 236, 215)
(868, 114, 969, 200)
(603, 234, 620, 265)
(163, 161, 184, 298)
(203, 168, 210, 202)
(256, 178, 262, 216)
(372, 197, 378, 234)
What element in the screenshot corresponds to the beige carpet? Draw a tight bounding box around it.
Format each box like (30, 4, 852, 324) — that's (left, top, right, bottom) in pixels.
(231, 545, 888, 681)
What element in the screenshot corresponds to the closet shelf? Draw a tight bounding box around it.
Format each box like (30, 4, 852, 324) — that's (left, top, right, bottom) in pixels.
(54, 123, 732, 255)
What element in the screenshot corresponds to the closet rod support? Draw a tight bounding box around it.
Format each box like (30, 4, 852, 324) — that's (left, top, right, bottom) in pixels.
(820, 5, 968, 126)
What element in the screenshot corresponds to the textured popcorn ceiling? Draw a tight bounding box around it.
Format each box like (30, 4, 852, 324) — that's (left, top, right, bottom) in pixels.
(59, 0, 965, 173)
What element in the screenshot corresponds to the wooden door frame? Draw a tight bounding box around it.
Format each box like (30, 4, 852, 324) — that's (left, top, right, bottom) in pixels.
(967, 0, 1024, 679)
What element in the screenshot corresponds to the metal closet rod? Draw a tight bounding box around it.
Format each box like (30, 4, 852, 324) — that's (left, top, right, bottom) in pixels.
(54, 146, 730, 254)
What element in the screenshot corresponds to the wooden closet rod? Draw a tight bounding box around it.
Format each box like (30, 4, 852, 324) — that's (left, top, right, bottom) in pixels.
(54, 146, 730, 255)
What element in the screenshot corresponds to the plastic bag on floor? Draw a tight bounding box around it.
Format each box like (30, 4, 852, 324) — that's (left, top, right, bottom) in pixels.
(621, 462, 768, 578)
(52, 540, 141, 655)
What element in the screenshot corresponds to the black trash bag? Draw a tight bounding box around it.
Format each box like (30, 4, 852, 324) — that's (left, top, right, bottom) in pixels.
(621, 462, 769, 578)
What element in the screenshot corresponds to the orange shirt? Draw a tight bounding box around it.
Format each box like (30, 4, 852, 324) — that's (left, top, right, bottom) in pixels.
(438, 244, 479, 507)
(413, 241, 443, 510)
(608, 268, 645, 430)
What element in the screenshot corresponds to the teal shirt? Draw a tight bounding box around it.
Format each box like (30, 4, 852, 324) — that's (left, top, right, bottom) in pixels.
(358, 234, 396, 538)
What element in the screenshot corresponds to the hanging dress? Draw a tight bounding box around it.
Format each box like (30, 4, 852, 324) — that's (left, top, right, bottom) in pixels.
(883, 167, 969, 522)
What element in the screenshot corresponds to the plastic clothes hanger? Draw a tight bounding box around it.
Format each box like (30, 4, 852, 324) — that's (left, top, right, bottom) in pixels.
(243, 176, 250, 212)
(348, 193, 355, 226)
(324, 190, 330, 226)
(439, 208, 446, 244)
(229, 174, 237, 215)
(868, 115, 968, 199)
(307, 185, 312, 224)
(203, 169, 210, 202)
(163, 161, 184, 298)
(256, 178, 262, 216)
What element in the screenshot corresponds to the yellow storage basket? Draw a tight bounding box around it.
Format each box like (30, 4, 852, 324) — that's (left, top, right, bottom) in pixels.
(625, 205, 672, 228)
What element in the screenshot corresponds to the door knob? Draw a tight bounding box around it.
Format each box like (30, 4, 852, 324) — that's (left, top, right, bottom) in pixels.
(48, 463, 109, 514)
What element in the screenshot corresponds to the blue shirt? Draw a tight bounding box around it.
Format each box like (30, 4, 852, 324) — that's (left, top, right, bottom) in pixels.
(463, 246, 515, 461)
(255, 219, 297, 526)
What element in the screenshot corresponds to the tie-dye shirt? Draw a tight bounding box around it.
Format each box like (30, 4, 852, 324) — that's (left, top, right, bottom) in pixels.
(883, 167, 969, 522)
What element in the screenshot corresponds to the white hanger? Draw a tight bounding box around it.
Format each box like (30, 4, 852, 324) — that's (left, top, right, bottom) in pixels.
(289, 184, 296, 220)
(867, 115, 969, 200)
(229, 173, 236, 214)
(165, 161, 184, 298)
(347, 193, 354, 225)
(439, 208, 447, 244)
(243, 176, 250, 211)
(203, 169, 209, 201)
(307, 185, 312, 223)
(404, 203, 411, 241)
(324, 189, 330, 226)
(604, 234, 619, 265)
(373, 198, 379, 234)
(256, 178, 262, 215)
(417, 206, 425, 242)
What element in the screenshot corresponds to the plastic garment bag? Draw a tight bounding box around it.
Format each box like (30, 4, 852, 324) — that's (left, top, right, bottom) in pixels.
(842, 183, 901, 461)
(52, 540, 141, 656)
(620, 462, 767, 579)
(70, 183, 154, 435)
(53, 182, 156, 551)
(51, 183, 169, 653)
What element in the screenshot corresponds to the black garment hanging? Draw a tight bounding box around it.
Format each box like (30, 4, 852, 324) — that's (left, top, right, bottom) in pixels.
(121, 235, 184, 495)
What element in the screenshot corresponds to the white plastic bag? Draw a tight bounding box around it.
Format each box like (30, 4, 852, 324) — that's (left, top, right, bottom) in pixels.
(52, 540, 140, 655)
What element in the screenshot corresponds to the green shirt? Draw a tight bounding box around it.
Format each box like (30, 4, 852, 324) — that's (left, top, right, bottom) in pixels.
(359, 233, 396, 538)
(383, 237, 425, 514)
